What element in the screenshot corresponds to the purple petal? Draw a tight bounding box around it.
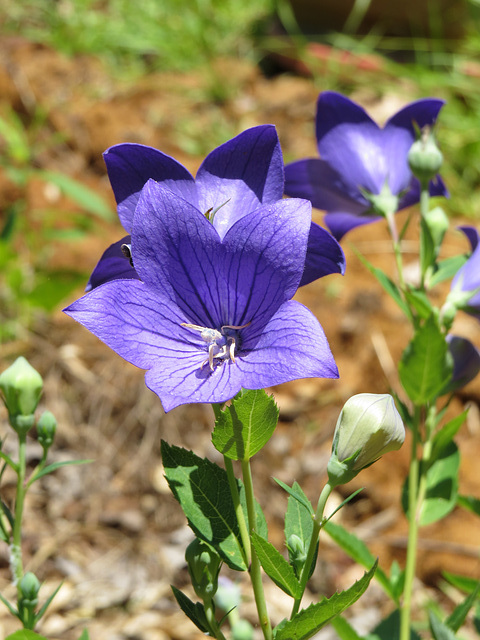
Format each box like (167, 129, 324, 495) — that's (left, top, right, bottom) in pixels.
(103, 143, 197, 231)
(132, 180, 311, 328)
(458, 225, 480, 252)
(238, 300, 338, 386)
(284, 158, 368, 211)
(445, 335, 480, 391)
(324, 211, 382, 241)
(452, 231, 480, 314)
(301, 223, 346, 287)
(383, 99, 445, 194)
(315, 92, 386, 195)
(86, 236, 140, 292)
(399, 175, 449, 210)
(196, 125, 284, 238)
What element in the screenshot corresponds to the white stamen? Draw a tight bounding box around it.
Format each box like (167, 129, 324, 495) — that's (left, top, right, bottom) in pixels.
(181, 321, 250, 371)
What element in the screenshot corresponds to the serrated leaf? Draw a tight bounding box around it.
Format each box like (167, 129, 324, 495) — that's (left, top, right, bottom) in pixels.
(399, 315, 453, 404)
(274, 478, 314, 515)
(5, 632, 49, 640)
(273, 561, 377, 640)
(429, 610, 458, 640)
(402, 442, 460, 526)
(251, 532, 302, 598)
(446, 580, 480, 632)
(171, 585, 210, 634)
(212, 389, 278, 460)
(429, 255, 468, 288)
(356, 252, 409, 315)
(431, 411, 468, 460)
(457, 494, 480, 516)
(323, 522, 394, 601)
(161, 442, 246, 571)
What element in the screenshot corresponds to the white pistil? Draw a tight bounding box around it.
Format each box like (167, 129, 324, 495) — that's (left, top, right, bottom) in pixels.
(181, 321, 250, 371)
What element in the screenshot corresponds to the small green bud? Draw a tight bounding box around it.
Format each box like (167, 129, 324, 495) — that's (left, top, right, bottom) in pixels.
(37, 411, 57, 449)
(408, 126, 443, 183)
(424, 206, 449, 252)
(0, 357, 43, 435)
(19, 572, 40, 602)
(286, 534, 307, 575)
(185, 538, 222, 600)
(328, 394, 405, 486)
(232, 619, 254, 640)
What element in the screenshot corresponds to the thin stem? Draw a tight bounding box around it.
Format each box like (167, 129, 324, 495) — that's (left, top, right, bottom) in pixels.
(204, 596, 228, 640)
(291, 482, 333, 617)
(240, 458, 272, 640)
(224, 455, 251, 567)
(418, 182, 431, 290)
(12, 433, 27, 590)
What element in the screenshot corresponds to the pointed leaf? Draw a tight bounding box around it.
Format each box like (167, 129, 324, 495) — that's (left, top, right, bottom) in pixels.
(457, 494, 480, 516)
(251, 532, 302, 598)
(161, 441, 246, 571)
(78, 631, 90, 640)
(324, 488, 364, 524)
(34, 582, 63, 623)
(29, 459, 93, 483)
(356, 252, 409, 315)
(446, 580, 480, 632)
(273, 561, 377, 640)
(429, 610, 457, 640)
(442, 571, 480, 594)
(171, 586, 210, 633)
(285, 482, 314, 546)
(330, 615, 363, 639)
(323, 522, 394, 601)
(431, 411, 468, 460)
(399, 314, 453, 404)
(429, 255, 469, 288)
(274, 478, 314, 515)
(212, 389, 279, 461)
(404, 287, 433, 320)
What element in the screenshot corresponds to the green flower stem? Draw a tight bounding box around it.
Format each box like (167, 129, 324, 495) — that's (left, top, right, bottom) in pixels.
(224, 455, 251, 567)
(400, 406, 436, 640)
(291, 481, 333, 618)
(240, 458, 272, 640)
(12, 432, 27, 589)
(204, 596, 228, 640)
(385, 210, 406, 289)
(26, 449, 48, 490)
(419, 182, 431, 289)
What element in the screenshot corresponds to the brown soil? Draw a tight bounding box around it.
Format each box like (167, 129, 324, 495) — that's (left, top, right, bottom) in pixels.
(0, 38, 479, 640)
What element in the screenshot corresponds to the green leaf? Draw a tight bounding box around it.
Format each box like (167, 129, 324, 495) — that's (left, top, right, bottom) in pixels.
(5, 632, 49, 640)
(251, 532, 302, 598)
(431, 411, 468, 460)
(38, 170, 114, 221)
(212, 389, 278, 460)
(355, 252, 409, 315)
(446, 580, 480, 632)
(171, 585, 210, 634)
(285, 482, 314, 546)
(398, 314, 453, 404)
(34, 581, 63, 624)
(429, 255, 469, 288)
(442, 571, 480, 594)
(457, 494, 480, 516)
(420, 215, 435, 281)
(403, 442, 460, 526)
(429, 610, 457, 640)
(330, 615, 363, 640)
(273, 478, 314, 515)
(369, 609, 422, 640)
(29, 459, 93, 484)
(78, 631, 90, 640)
(388, 560, 405, 603)
(323, 522, 395, 601)
(161, 442, 246, 571)
(324, 488, 364, 524)
(404, 287, 433, 319)
(273, 561, 377, 640)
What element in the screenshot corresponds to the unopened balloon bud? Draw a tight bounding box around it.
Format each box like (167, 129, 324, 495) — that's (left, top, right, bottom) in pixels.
(0, 357, 43, 435)
(408, 125, 443, 183)
(37, 411, 57, 450)
(185, 538, 221, 600)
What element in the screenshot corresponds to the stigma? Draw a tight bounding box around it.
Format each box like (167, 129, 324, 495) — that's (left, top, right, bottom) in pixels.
(181, 321, 250, 371)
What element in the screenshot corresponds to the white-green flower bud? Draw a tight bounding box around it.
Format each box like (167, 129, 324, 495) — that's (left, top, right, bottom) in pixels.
(185, 538, 221, 601)
(424, 206, 449, 251)
(287, 534, 307, 575)
(0, 357, 43, 435)
(408, 126, 443, 184)
(19, 572, 40, 602)
(327, 394, 405, 486)
(37, 411, 57, 449)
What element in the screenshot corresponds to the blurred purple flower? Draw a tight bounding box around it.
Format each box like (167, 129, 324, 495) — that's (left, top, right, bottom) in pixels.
(450, 226, 480, 318)
(443, 335, 480, 393)
(284, 91, 447, 240)
(65, 181, 338, 412)
(87, 126, 345, 291)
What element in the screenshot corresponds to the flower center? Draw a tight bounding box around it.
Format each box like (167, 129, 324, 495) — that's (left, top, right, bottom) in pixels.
(181, 321, 250, 371)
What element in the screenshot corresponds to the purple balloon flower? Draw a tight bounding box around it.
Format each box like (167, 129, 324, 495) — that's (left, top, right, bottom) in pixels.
(65, 181, 339, 412)
(87, 125, 345, 291)
(284, 91, 448, 240)
(450, 226, 480, 318)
